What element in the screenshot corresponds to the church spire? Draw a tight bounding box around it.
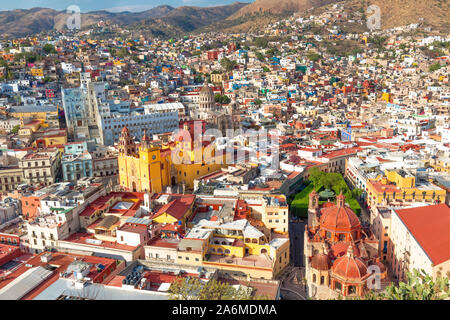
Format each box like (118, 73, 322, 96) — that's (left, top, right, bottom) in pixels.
(119, 126, 135, 156)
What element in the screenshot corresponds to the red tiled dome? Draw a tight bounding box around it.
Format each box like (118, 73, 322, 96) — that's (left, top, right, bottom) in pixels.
(319, 194, 361, 232)
(311, 253, 332, 271)
(332, 246, 367, 280)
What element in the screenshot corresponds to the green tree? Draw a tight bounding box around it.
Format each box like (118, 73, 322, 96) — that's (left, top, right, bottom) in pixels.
(168, 277, 268, 300)
(429, 63, 441, 72)
(308, 167, 325, 189)
(253, 98, 263, 105)
(307, 53, 321, 62)
(352, 188, 364, 200)
(215, 94, 231, 104)
(254, 37, 268, 48)
(363, 269, 449, 300)
(43, 44, 56, 54)
(10, 125, 20, 134)
(255, 52, 265, 61)
(220, 57, 237, 72)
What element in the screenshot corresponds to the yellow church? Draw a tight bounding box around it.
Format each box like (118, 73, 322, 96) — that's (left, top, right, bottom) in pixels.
(118, 126, 225, 193)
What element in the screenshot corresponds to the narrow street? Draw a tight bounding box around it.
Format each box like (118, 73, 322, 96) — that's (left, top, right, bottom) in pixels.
(277, 219, 309, 300)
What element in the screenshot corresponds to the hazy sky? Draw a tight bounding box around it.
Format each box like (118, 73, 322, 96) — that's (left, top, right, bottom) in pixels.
(0, 0, 250, 12)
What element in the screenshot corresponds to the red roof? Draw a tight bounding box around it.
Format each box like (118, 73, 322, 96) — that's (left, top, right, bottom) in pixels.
(152, 194, 195, 221)
(320, 196, 361, 233)
(395, 204, 450, 265)
(332, 252, 368, 280)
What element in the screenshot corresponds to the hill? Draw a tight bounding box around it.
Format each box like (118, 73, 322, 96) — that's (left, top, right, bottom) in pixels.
(0, 3, 247, 38)
(230, 0, 339, 18)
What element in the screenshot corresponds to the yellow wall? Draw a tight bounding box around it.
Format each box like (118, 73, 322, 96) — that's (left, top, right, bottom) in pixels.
(367, 178, 446, 207)
(153, 212, 178, 224)
(385, 170, 415, 188)
(31, 68, 44, 77)
(119, 141, 225, 191)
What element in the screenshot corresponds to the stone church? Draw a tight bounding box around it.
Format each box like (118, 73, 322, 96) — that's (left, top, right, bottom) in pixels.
(190, 82, 240, 137)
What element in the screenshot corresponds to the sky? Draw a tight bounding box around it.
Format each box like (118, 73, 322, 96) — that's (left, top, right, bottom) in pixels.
(0, 0, 249, 12)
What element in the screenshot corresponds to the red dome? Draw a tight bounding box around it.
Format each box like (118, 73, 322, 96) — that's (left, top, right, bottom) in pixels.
(332, 246, 367, 280)
(311, 253, 332, 271)
(319, 197, 361, 232)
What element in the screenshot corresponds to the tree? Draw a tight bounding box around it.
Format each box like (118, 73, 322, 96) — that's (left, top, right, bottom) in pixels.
(253, 98, 263, 106)
(253, 37, 268, 48)
(352, 188, 363, 200)
(43, 44, 56, 54)
(363, 269, 449, 300)
(429, 63, 441, 72)
(255, 52, 265, 61)
(308, 167, 325, 189)
(307, 53, 321, 62)
(215, 94, 231, 104)
(168, 277, 268, 300)
(220, 58, 237, 72)
(10, 125, 20, 134)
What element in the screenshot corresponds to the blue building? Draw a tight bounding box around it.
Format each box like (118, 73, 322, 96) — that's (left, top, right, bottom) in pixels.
(62, 141, 93, 181)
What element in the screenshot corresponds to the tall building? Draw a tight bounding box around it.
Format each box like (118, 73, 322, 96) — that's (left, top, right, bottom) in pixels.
(97, 102, 181, 146)
(61, 73, 105, 141)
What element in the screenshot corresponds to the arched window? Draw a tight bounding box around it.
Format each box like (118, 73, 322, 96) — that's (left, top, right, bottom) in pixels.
(217, 248, 223, 254)
(348, 285, 357, 295)
(335, 281, 342, 292)
(221, 241, 227, 245)
(261, 248, 267, 254)
(224, 249, 231, 254)
(338, 234, 345, 241)
(320, 276, 325, 285)
(252, 239, 257, 244)
(312, 274, 317, 283)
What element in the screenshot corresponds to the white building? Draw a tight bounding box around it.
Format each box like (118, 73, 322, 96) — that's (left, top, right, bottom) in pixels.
(389, 204, 450, 281)
(98, 102, 180, 146)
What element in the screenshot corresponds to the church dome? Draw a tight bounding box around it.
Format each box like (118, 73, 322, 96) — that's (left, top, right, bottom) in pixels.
(332, 245, 367, 280)
(319, 193, 361, 232)
(199, 83, 214, 98)
(311, 253, 332, 271)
